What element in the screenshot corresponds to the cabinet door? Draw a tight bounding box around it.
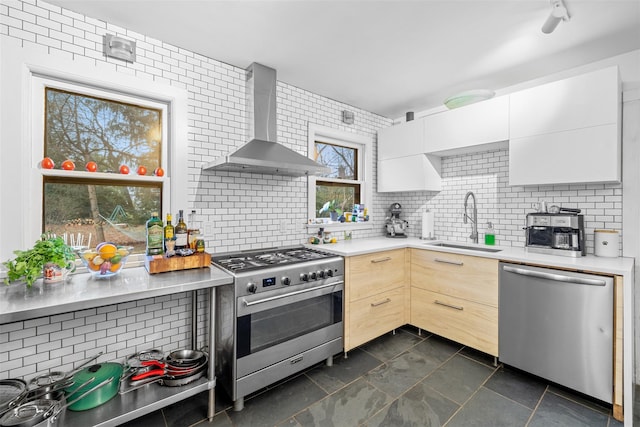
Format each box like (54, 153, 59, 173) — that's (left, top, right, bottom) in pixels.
(377, 155, 442, 192)
(509, 124, 620, 186)
(378, 119, 425, 160)
(411, 287, 498, 356)
(425, 96, 509, 154)
(348, 249, 406, 301)
(411, 249, 498, 307)
(347, 287, 405, 351)
(510, 66, 619, 140)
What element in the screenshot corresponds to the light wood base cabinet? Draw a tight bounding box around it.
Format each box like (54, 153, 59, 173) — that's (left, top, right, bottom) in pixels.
(410, 249, 499, 356)
(344, 249, 409, 352)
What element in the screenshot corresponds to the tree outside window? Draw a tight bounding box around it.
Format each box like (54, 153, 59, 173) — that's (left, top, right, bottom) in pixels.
(43, 87, 163, 253)
(314, 141, 361, 218)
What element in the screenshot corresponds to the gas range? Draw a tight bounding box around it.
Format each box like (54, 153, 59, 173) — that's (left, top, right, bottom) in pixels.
(211, 246, 344, 297)
(212, 245, 345, 411)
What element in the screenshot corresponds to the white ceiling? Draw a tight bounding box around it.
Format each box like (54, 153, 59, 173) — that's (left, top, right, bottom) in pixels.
(47, 0, 640, 118)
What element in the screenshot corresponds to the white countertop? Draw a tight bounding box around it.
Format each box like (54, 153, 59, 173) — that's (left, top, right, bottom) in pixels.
(308, 237, 635, 276)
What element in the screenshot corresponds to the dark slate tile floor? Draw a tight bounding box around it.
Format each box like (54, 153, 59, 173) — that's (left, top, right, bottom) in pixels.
(121, 326, 627, 427)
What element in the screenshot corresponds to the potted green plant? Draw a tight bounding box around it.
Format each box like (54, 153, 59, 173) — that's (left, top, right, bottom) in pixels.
(3, 235, 76, 286)
(319, 200, 343, 221)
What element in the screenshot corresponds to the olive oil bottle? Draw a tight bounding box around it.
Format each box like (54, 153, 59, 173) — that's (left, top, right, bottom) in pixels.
(146, 211, 164, 255)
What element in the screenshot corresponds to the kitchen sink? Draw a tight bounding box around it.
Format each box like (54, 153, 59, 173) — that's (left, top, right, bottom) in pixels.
(424, 242, 502, 253)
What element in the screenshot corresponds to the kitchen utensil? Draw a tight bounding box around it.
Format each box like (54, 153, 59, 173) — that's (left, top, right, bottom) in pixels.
(161, 354, 208, 387)
(130, 360, 199, 382)
(165, 349, 206, 366)
(64, 363, 123, 411)
(30, 352, 102, 390)
(548, 205, 561, 214)
(0, 380, 27, 417)
(0, 378, 112, 427)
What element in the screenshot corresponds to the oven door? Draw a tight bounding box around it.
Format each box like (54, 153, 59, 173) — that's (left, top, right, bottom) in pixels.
(235, 281, 343, 378)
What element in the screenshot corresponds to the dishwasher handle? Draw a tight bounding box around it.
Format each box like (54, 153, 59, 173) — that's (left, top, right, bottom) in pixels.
(502, 265, 607, 287)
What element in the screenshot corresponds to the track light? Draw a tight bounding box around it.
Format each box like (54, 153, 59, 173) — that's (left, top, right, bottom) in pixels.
(541, 0, 570, 34)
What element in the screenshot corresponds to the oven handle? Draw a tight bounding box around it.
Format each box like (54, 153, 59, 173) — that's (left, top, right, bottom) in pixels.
(242, 281, 345, 307)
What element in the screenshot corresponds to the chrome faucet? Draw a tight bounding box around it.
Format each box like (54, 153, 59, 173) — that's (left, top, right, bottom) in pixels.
(463, 191, 478, 243)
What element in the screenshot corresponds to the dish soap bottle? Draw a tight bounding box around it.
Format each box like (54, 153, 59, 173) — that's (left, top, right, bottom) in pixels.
(484, 222, 495, 246)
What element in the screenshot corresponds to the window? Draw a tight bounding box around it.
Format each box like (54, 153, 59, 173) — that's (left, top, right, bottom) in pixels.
(313, 141, 362, 218)
(0, 43, 188, 263)
(307, 124, 373, 225)
(37, 81, 167, 254)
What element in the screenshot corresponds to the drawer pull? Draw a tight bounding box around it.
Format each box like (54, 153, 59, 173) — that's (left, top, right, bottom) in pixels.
(371, 257, 392, 263)
(434, 300, 464, 311)
(371, 298, 391, 307)
(434, 258, 463, 266)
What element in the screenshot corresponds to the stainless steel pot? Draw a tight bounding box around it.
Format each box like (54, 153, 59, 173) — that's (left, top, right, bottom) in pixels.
(0, 378, 112, 427)
(0, 380, 27, 417)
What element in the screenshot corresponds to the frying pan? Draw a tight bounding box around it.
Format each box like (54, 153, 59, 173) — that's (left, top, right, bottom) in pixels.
(130, 360, 201, 382)
(165, 349, 206, 367)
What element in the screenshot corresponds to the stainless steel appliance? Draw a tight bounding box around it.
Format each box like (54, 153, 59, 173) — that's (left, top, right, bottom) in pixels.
(525, 212, 585, 257)
(212, 246, 344, 411)
(499, 263, 613, 403)
(385, 203, 408, 238)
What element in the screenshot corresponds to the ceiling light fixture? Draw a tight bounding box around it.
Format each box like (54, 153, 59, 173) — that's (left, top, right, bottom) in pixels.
(103, 34, 136, 62)
(541, 0, 570, 34)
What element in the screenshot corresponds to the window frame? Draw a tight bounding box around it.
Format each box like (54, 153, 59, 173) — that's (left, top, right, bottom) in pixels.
(0, 41, 188, 263)
(33, 76, 170, 250)
(307, 123, 373, 228)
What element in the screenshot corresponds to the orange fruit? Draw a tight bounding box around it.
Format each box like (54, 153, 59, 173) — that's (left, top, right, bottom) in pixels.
(109, 262, 121, 273)
(98, 243, 117, 260)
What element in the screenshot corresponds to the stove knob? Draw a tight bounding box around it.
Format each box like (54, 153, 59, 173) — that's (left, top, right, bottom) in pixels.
(300, 273, 309, 282)
(317, 270, 325, 279)
(281, 276, 291, 286)
(246, 282, 258, 294)
(325, 269, 334, 277)
(309, 271, 317, 281)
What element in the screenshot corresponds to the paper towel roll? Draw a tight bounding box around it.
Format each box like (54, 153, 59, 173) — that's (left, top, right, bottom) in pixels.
(422, 211, 435, 239)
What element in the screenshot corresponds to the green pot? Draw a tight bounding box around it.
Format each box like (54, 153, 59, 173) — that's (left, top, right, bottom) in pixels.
(64, 363, 123, 411)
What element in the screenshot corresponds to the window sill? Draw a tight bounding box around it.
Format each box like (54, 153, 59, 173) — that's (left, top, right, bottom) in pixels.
(306, 222, 374, 232)
(41, 169, 165, 182)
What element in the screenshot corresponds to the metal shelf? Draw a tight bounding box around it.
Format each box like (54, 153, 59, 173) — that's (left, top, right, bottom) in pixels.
(63, 377, 215, 427)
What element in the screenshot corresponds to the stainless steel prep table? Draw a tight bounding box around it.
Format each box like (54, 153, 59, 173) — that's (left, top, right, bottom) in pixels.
(0, 265, 233, 426)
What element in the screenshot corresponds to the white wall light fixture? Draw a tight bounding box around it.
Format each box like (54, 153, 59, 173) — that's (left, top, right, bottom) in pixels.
(103, 34, 136, 62)
(541, 0, 570, 34)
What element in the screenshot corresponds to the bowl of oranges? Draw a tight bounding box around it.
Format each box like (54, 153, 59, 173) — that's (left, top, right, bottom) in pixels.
(79, 243, 133, 278)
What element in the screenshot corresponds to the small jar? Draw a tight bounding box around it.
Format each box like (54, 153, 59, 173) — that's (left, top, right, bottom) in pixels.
(195, 238, 205, 253)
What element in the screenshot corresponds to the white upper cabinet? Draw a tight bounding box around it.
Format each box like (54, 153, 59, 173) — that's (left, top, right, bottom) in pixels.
(509, 66, 621, 186)
(377, 155, 442, 192)
(378, 119, 425, 161)
(424, 96, 509, 155)
(377, 119, 442, 192)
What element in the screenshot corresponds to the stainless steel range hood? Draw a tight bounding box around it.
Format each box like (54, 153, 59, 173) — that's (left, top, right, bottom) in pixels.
(202, 63, 330, 176)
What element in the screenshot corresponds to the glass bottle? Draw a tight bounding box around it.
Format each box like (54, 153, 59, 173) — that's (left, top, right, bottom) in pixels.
(164, 213, 175, 255)
(175, 210, 188, 250)
(146, 211, 164, 255)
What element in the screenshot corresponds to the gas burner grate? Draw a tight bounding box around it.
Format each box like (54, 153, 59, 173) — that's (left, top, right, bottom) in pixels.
(211, 246, 336, 273)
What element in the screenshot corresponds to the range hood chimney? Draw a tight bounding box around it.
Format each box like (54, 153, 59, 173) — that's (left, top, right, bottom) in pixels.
(202, 63, 330, 176)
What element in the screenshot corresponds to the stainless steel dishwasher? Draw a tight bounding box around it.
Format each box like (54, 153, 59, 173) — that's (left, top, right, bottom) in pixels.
(499, 262, 613, 403)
